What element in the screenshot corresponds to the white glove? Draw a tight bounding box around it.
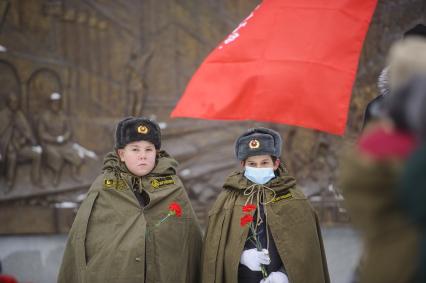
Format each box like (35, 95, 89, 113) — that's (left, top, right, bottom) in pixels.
(57, 135, 64, 143)
(260, 271, 289, 283)
(240, 248, 270, 271)
(31, 145, 42, 154)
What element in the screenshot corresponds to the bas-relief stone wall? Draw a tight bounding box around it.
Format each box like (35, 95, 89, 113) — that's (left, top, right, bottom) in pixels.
(0, 0, 424, 231)
(0, 0, 145, 152)
(0, 0, 153, 204)
(0, 0, 262, 230)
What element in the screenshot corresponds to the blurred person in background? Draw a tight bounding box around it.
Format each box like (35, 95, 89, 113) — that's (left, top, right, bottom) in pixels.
(396, 76, 426, 283)
(340, 24, 426, 283)
(362, 23, 426, 130)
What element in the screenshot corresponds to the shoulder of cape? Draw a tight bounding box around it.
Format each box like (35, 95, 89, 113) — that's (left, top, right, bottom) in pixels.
(270, 186, 308, 204)
(228, 170, 241, 177)
(222, 170, 246, 190)
(88, 171, 129, 193)
(152, 152, 178, 173)
(289, 187, 307, 200)
(207, 189, 237, 216)
(88, 174, 105, 193)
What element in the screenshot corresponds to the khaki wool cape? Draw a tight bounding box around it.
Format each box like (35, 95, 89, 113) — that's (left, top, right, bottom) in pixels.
(58, 151, 202, 283)
(202, 165, 330, 283)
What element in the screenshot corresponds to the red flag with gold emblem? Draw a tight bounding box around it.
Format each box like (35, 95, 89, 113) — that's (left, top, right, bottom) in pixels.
(171, 0, 377, 135)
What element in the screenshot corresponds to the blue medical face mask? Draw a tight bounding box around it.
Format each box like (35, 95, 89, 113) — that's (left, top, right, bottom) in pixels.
(244, 166, 275, 185)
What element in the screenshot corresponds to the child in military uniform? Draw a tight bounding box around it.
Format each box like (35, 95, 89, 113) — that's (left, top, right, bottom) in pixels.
(202, 127, 329, 283)
(58, 117, 202, 283)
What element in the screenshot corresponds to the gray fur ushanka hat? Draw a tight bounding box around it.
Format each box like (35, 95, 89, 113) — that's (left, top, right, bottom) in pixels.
(115, 117, 161, 149)
(235, 127, 282, 161)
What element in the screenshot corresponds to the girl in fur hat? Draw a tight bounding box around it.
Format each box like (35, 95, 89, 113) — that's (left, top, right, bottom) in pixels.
(202, 127, 329, 283)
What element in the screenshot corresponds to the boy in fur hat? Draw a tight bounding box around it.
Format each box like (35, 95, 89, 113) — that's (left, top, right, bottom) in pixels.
(202, 127, 329, 283)
(58, 117, 202, 283)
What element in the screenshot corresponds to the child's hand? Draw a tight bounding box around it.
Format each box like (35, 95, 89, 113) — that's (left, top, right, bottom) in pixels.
(240, 248, 270, 271)
(260, 271, 289, 283)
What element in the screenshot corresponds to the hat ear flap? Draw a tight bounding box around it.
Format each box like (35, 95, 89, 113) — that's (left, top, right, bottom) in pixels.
(151, 120, 162, 147)
(270, 130, 282, 157)
(234, 137, 241, 160)
(115, 116, 134, 149)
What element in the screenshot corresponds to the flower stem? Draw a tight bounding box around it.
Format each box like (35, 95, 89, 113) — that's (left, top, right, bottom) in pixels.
(145, 209, 178, 237)
(155, 212, 172, 227)
(249, 223, 268, 278)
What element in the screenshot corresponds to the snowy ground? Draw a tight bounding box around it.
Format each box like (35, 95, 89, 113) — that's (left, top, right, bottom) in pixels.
(322, 226, 362, 283)
(0, 226, 361, 283)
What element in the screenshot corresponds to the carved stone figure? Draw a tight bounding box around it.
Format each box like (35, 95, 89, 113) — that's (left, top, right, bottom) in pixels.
(38, 92, 82, 186)
(126, 51, 151, 116)
(0, 93, 42, 190)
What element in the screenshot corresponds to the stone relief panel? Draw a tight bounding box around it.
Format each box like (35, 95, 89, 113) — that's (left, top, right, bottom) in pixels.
(0, 65, 94, 196)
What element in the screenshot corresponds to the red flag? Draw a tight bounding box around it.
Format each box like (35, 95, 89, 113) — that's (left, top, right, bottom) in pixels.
(171, 0, 377, 135)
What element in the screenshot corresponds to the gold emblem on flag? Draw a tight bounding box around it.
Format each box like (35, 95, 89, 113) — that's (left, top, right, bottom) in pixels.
(137, 125, 149, 134)
(249, 139, 260, 149)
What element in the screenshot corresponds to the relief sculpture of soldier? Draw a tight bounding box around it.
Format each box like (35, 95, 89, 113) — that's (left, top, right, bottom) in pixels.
(38, 92, 83, 186)
(0, 93, 43, 191)
(126, 51, 152, 116)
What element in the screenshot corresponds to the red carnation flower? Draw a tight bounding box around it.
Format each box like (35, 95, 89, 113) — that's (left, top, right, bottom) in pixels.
(240, 214, 254, 227)
(242, 204, 256, 212)
(169, 202, 182, 217)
